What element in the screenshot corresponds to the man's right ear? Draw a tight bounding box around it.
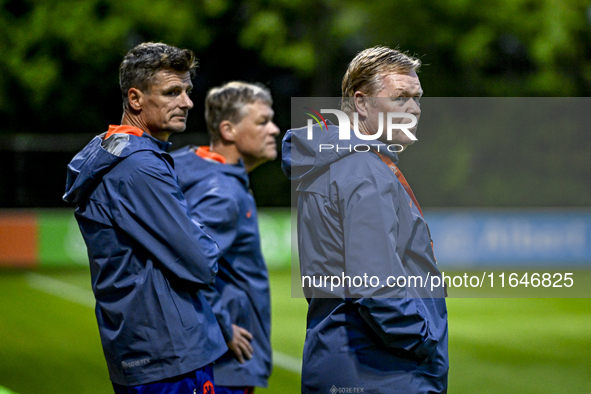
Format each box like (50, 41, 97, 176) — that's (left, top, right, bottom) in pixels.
(353, 91, 369, 118)
(219, 120, 236, 142)
(127, 88, 143, 111)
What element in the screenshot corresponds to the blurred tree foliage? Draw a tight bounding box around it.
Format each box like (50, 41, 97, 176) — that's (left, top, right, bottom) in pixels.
(1, 0, 590, 207)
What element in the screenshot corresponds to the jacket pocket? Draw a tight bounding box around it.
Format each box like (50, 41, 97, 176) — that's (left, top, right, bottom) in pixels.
(165, 278, 198, 330)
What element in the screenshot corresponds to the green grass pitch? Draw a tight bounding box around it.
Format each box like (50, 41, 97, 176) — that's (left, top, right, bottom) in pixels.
(0, 269, 590, 393)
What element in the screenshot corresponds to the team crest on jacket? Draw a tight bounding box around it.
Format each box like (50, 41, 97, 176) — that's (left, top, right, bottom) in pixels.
(203, 380, 214, 394)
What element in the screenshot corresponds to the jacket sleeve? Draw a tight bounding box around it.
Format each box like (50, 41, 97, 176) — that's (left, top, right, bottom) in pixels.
(181, 176, 240, 342)
(112, 155, 221, 287)
(339, 171, 439, 363)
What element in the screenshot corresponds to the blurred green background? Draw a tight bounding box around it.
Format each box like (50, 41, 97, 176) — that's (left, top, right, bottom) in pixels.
(1, 0, 591, 393)
(1, 0, 591, 208)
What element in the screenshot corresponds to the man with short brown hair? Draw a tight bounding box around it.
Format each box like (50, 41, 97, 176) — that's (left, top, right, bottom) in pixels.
(64, 42, 227, 394)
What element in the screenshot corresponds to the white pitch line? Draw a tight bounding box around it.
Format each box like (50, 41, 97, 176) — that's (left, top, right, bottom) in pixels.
(273, 351, 302, 374)
(25, 273, 302, 375)
(0, 385, 19, 394)
(26, 272, 95, 309)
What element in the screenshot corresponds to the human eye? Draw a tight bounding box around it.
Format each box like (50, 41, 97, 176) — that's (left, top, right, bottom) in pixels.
(258, 113, 274, 125)
(164, 87, 184, 97)
(391, 97, 407, 106)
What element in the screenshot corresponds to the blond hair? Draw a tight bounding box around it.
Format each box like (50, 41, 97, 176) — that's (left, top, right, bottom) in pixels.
(341, 46, 420, 114)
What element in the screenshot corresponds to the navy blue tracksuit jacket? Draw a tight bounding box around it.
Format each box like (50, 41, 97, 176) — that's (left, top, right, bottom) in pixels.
(63, 126, 227, 386)
(282, 124, 449, 393)
(171, 146, 272, 388)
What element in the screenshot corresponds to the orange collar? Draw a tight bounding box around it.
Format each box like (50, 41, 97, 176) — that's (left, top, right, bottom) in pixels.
(374, 151, 424, 217)
(195, 146, 227, 164)
(105, 125, 144, 139)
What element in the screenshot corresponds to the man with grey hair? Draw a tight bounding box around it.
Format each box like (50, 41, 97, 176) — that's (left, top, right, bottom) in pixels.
(64, 42, 227, 393)
(172, 81, 279, 393)
(282, 46, 448, 392)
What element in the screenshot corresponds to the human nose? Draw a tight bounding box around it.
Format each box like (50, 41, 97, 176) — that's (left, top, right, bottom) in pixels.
(406, 98, 421, 117)
(269, 121, 280, 136)
(180, 92, 193, 110)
